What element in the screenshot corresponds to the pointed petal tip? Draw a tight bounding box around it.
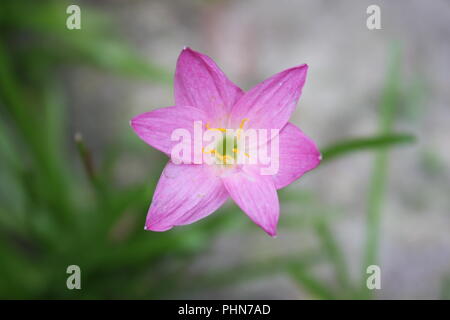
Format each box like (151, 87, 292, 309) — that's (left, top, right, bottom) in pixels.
(178, 47, 212, 62)
(129, 113, 142, 128)
(282, 64, 308, 78)
(129, 115, 143, 134)
(145, 220, 173, 232)
(180, 46, 197, 55)
(178, 47, 207, 62)
(291, 63, 308, 73)
(266, 227, 277, 238)
(177, 46, 202, 67)
(309, 151, 322, 172)
(260, 223, 277, 237)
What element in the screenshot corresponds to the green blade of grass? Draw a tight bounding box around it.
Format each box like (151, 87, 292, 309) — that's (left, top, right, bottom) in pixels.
(314, 218, 351, 295)
(320, 133, 415, 164)
(287, 261, 337, 299)
(360, 45, 401, 298)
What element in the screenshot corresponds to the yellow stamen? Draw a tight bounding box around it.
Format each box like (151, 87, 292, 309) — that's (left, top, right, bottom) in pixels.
(206, 122, 226, 132)
(236, 118, 249, 139)
(239, 118, 249, 129)
(202, 147, 216, 154)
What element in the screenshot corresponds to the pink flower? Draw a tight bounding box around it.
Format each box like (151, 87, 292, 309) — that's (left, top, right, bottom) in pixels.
(131, 48, 321, 236)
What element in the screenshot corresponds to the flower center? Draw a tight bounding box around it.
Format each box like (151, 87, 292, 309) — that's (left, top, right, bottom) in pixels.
(216, 134, 238, 164)
(204, 118, 249, 165)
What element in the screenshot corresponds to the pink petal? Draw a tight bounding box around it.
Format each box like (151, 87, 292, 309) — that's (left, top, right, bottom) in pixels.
(174, 47, 244, 121)
(145, 162, 229, 231)
(229, 65, 308, 131)
(222, 167, 279, 236)
(273, 122, 321, 189)
(130, 106, 208, 162)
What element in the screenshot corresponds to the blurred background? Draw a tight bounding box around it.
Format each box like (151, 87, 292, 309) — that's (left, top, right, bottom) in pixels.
(0, 0, 449, 299)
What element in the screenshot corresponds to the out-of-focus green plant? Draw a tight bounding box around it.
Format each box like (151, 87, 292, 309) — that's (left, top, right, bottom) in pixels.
(0, 0, 416, 299)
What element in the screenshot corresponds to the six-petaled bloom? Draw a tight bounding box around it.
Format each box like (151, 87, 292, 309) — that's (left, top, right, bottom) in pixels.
(130, 47, 321, 237)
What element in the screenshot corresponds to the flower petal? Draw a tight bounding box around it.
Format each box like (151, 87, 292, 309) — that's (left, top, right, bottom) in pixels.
(273, 122, 321, 189)
(145, 162, 228, 231)
(130, 106, 208, 162)
(229, 65, 308, 131)
(174, 47, 244, 122)
(222, 167, 279, 236)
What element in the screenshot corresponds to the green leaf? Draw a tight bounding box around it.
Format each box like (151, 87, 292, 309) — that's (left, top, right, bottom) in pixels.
(314, 219, 351, 294)
(320, 133, 415, 164)
(360, 45, 402, 299)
